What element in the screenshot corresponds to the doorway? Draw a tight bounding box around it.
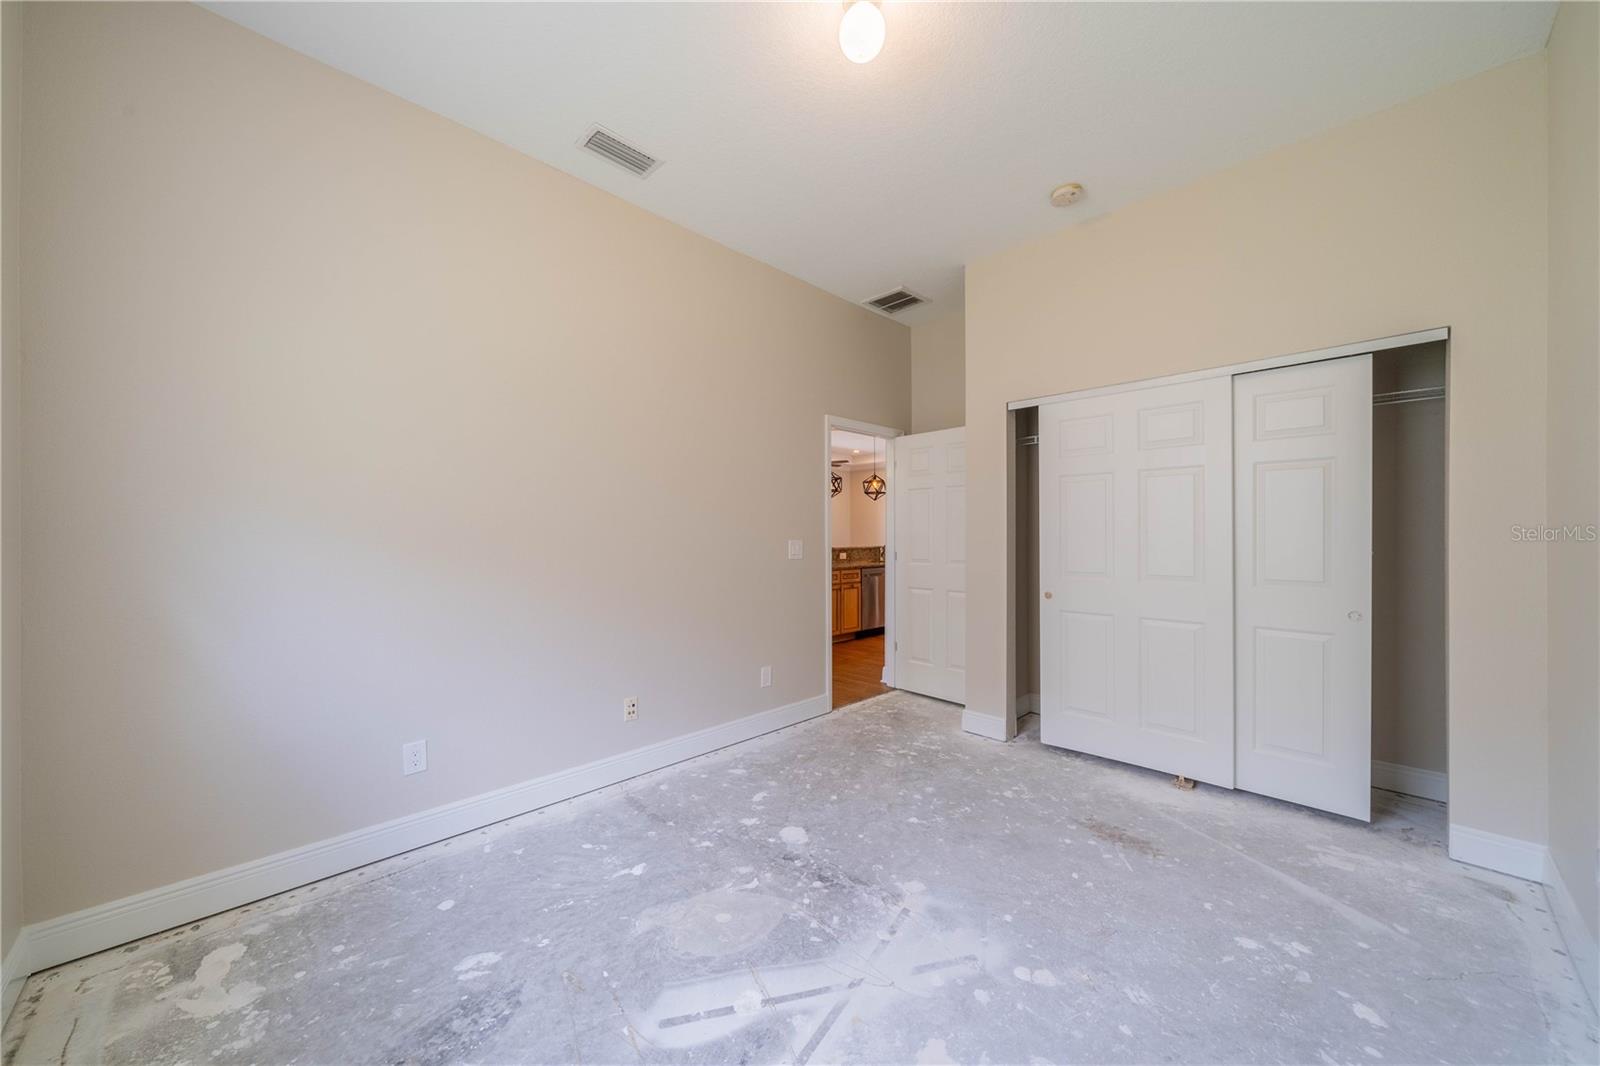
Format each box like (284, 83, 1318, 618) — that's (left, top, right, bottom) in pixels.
(826, 419, 895, 709)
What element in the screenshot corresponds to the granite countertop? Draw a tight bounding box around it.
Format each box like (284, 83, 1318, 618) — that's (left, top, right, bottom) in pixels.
(832, 547, 886, 570)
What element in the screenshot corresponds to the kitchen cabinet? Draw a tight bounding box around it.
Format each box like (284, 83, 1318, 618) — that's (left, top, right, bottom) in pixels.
(832, 567, 862, 638)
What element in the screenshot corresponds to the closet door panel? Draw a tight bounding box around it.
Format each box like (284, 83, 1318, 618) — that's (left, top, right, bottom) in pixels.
(1039, 377, 1234, 787)
(1234, 356, 1372, 821)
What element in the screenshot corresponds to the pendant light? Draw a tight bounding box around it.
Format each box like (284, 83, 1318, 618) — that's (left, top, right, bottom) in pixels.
(830, 468, 843, 497)
(862, 438, 886, 500)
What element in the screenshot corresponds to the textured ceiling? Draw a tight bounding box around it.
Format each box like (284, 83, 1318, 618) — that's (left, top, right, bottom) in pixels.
(207, 2, 1557, 325)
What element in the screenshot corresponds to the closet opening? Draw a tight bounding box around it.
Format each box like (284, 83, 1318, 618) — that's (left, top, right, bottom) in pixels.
(1014, 406, 1041, 735)
(1017, 327, 1450, 824)
(1370, 340, 1449, 816)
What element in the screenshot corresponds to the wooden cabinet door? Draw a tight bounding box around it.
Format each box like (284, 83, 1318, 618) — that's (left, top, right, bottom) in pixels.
(839, 584, 861, 633)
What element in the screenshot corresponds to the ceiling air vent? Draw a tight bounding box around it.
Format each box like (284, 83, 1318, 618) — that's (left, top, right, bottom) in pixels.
(580, 126, 661, 178)
(864, 288, 926, 315)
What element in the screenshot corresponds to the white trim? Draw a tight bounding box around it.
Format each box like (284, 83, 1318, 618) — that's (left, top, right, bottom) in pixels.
(1545, 856, 1600, 1014)
(1545, 857, 1600, 1015)
(1448, 823, 1550, 883)
(1015, 693, 1039, 718)
(961, 708, 1008, 741)
(824, 415, 901, 705)
(1007, 327, 1449, 411)
(1, 929, 30, 1026)
(20, 693, 829, 975)
(1371, 760, 1448, 803)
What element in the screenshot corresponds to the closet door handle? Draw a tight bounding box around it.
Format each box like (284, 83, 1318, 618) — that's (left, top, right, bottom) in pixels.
(1043, 591, 1053, 600)
(1347, 610, 1364, 622)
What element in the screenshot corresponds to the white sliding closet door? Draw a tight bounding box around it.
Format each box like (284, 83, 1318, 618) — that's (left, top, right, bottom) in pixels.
(1234, 356, 1373, 821)
(1038, 378, 1234, 787)
(893, 427, 966, 704)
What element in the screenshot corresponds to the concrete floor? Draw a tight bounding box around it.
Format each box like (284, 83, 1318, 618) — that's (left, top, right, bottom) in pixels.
(4, 692, 1596, 1065)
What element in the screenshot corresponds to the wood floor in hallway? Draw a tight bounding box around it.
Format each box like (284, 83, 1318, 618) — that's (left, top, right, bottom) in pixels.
(832, 633, 890, 708)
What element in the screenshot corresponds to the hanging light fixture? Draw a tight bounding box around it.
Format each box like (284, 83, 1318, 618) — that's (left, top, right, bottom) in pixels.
(830, 468, 843, 497)
(862, 438, 886, 500)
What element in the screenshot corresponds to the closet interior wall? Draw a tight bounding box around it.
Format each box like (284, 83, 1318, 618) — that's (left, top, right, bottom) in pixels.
(1015, 406, 1040, 718)
(1371, 341, 1449, 787)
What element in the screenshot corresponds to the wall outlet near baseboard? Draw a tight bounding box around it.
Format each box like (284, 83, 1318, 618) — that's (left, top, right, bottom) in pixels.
(402, 740, 427, 776)
(624, 697, 638, 722)
(760, 665, 772, 688)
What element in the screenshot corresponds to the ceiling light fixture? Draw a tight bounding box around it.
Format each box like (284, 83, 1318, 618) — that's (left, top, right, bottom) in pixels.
(839, 1, 885, 64)
(1050, 182, 1085, 207)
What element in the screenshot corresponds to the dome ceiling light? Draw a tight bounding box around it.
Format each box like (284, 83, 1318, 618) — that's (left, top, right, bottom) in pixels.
(839, 2, 885, 64)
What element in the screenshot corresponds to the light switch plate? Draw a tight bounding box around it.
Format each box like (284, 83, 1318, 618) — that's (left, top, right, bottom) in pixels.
(787, 539, 803, 560)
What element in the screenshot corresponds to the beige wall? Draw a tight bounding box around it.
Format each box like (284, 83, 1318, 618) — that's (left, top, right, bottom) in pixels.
(828, 464, 887, 549)
(18, 2, 909, 922)
(967, 56, 1550, 846)
(1372, 344, 1448, 775)
(829, 472, 851, 547)
(911, 310, 965, 433)
(0, 0, 19, 961)
(1545, 0, 1599, 972)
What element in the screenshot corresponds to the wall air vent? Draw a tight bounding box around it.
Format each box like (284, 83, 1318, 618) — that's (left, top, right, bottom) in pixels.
(864, 288, 926, 315)
(580, 126, 662, 178)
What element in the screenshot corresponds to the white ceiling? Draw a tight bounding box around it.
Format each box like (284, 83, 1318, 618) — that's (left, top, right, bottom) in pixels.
(207, 2, 1556, 326)
(831, 430, 886, 465)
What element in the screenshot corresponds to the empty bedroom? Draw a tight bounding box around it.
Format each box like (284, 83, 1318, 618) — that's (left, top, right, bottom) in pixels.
(0, 2, 1594, 1064)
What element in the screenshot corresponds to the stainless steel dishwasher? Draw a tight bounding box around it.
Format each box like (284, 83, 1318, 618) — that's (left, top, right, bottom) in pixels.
(859, 566, 886, 631)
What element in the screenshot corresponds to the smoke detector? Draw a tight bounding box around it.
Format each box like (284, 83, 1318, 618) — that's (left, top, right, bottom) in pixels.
(1050, 182, 1085, 207)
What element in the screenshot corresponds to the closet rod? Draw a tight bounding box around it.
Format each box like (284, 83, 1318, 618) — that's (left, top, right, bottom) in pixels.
(1374, 386, 1445, 407)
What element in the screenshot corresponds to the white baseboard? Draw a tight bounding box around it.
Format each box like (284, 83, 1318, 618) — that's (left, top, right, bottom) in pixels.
(21, 693, 830, 976)
(1545, 854, 1600, 1015)
(1371, 760, 1447, 803)
(962, 708, 1007, 741)
(1, 929, 30, 1026)
(1448, 823, 1550, 883)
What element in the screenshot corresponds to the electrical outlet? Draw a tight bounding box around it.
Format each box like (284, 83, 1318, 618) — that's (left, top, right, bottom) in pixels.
(402, 739, 427, 776)
(760, 665, 772, 688)
(624, 697, 638, 722)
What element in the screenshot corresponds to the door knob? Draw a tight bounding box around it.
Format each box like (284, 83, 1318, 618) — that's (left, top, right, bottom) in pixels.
(1347, 610, 1364, 621)
(1044, 591, 1053, 600)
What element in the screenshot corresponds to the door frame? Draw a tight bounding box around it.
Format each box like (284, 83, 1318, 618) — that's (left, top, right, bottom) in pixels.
(824, 415, 902, 706)
(1006, 327, 1447, 412)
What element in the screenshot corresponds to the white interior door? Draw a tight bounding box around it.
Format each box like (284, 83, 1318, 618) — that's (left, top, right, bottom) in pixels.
(1038, 378, 1235, 786)
(893, 427, 966, 704)
(1234, 355, 1373, 821)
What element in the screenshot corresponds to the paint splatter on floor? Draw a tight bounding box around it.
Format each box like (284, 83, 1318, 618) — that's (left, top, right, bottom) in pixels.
(3, 692, 1595, 1064)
